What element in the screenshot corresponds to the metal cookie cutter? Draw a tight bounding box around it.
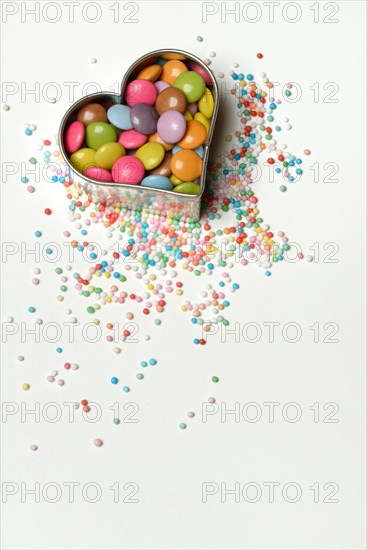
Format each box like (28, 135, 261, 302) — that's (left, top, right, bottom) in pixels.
(59, 49, 219, 221)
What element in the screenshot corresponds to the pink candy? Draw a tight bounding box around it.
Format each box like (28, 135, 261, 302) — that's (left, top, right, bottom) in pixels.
(188, 61, 213, 86)
(112, 156, 145, 184)
(125, 79, 158, 107)
(118, 129, 148, 150)
(64, 121, 85, 154)
(84, 167, 113, 182)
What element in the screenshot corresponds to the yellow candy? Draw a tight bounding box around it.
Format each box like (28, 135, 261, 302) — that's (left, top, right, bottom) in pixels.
(70, 148, 97, 173)
(95, 142, 125, 170)
(136, 143, 165, 170)
(184, 111, 193, 121)
(194, 113, 210, 136)
(170, 174, 183, 186)
(198, 87, 214, 118)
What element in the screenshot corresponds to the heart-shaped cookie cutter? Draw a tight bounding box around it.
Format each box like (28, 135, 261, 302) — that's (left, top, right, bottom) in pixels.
(59, 49, 219, 221)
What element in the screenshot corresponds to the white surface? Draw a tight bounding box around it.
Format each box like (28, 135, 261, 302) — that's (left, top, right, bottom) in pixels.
(1, 1, 366, 549)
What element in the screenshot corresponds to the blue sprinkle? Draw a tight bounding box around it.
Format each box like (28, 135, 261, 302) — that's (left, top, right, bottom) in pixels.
(21, 177, 29, 184)
(122, 386, 130, 393)
(149, 358, 157, 366)
(111, 377, 118, 384)
(56, 347, 62, 353)
(28, 306, 36, 313)
(140, 361, 148, 368)
(34, 231, 42, 237)
(265, 271, 271, 277)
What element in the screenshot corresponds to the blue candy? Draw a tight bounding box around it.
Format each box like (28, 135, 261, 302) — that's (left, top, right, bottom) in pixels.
(141, 175, 173, 190)
(172, 144, 204, 158)
(107, 104, 133, 130)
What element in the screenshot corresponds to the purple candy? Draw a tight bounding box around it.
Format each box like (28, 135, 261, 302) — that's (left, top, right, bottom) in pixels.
(130, 103, 159, 135)
(157, 111, 186, 144)
(187, 102, 198, 116)
(155, 80, 171, 94)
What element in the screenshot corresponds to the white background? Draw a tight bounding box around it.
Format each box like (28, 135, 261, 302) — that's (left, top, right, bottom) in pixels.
(1, 1, 366, 549)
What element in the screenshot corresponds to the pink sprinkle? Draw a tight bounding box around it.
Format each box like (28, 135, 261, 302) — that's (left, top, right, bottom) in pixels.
(304, 149, 311, 155)
(57, 379, 65, 386)
(18, 355, 25, 361)
(47, 375, 54, 382)
(32, 278, 40, 285)
(208, 397, 216, 403)
(64, 362, 71, 370)
(27, 186, 35, 193)
(94, 438, 103, 447)
(64, 231, 71, 237)
(187, 411, 195, 418)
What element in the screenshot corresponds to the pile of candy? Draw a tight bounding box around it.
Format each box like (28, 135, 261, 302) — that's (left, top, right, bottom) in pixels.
(8, 49, 314, 439)
(64, 57, 216, 194)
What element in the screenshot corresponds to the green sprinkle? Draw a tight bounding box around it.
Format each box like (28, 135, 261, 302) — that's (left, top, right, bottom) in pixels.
(179, 423, 187, 430)
(212, 376, 219, 383)
(196, 35, 203, 42)
(280, 185, 287, 192)
(136, 373, 144, 380)
(87, 306, 95, 314)
(113, 418, 120, 425)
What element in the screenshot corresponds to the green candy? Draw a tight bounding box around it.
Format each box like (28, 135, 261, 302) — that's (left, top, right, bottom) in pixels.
(85, 122, 117, 151)
(174, 71, 206, 103)
(173, 182, 201, 195)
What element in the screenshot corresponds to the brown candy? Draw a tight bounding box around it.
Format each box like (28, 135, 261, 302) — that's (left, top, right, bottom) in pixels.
(155, 87, 187, 116)
(148, 153, 173, 176)
(77, 103, 108, 126)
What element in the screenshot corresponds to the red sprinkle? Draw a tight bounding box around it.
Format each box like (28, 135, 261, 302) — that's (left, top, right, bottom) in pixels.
(44, 208, 52, 215)
(257, 53, 263, 59)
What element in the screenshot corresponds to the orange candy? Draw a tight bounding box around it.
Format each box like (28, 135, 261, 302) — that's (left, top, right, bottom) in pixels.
(136, 64, 162, 81)
(161, 53, 187, 61)
(160, 60, 188, 85)
(148, 131, 173, 151)
(177, 120, 206, 149)
(171, 149, 202, 181)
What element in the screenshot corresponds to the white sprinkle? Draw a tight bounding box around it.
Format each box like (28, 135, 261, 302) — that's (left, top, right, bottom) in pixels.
(217, 72, 224, 78)
(305, 255, 314, 263)
(3, 104, 10, 111)
(90, 57, 97, 64)
(209, 51, 216, 57)
(7, 316, 14, 323)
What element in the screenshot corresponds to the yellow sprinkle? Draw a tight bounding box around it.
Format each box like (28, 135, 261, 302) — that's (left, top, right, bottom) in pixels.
(22, 383, 30, 391)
